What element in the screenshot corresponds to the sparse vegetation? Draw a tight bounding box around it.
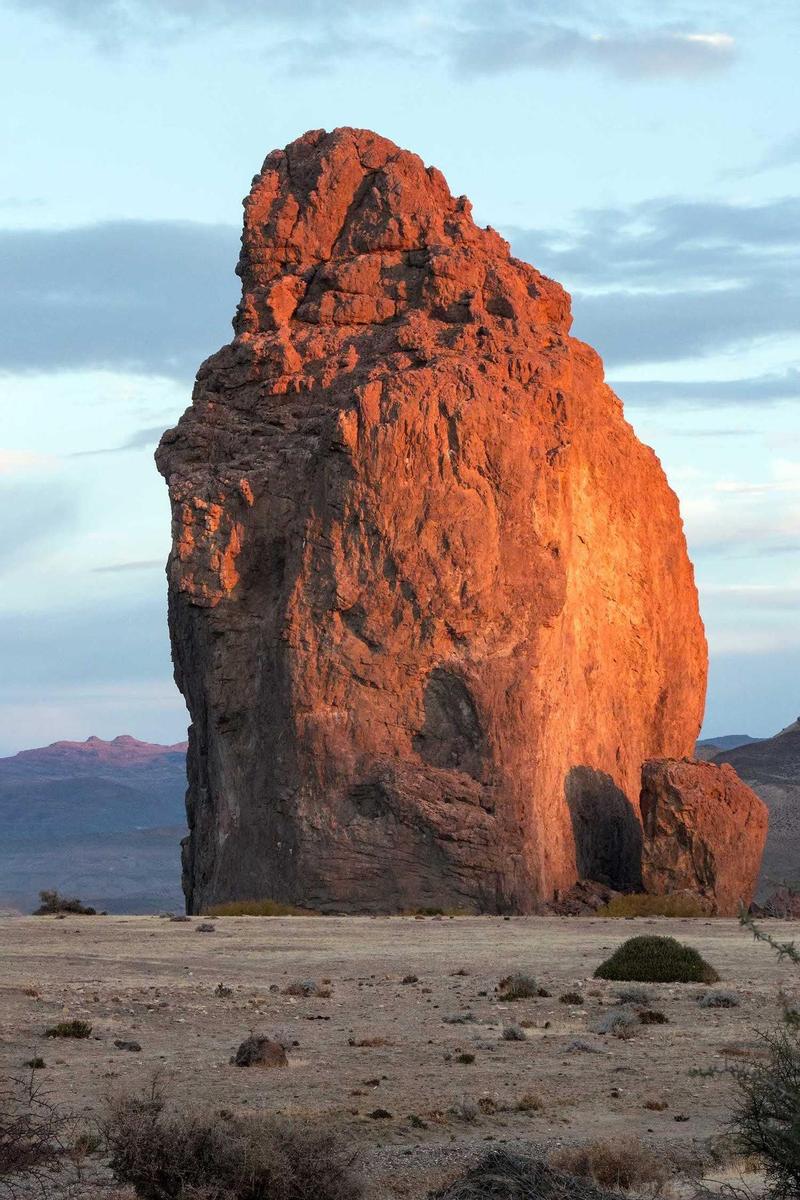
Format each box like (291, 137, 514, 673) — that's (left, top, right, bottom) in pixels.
(0, 1070, 77, 1194)
(638, 1009, 668, 1025)
(594, 935, 719, 983)
(497, 973, 539, 1001)
(205, 898, 312, 917)
(455, 1053, 475, 1064)
(33, 889, 96, 916)
(501, 1024, 526, 1041)
(592, 1008, 638, 1039)
(700, 990, 740, 1009)
(613, 986, 651, 1005)
(596, 893, 706, 918)
(730, 1027, 800, 1200)
(44, 1020, 92, 1039)
(104, 1080, 363, 1200)
(560, 992, 584, 1005)
(550, 1137, 669, 1192)
(432, 1150, 621, 1200)
(284, 979, 331, 998)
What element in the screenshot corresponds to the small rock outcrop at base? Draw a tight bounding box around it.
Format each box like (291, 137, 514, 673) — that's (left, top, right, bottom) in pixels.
(157, 126, 709, 914)
(640, 759, 768, 915)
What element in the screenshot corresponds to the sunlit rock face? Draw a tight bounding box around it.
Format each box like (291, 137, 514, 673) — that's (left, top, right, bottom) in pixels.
(157, 127, 708, 914)
(640, 759, 768, 915)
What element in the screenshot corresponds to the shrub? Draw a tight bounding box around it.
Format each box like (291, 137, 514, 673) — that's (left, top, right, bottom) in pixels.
(431, 1151, 620, 1200)
(0, 1071, 76, 1191)
(613, 986, 651, 1005)
(501, 1024, 526, 1041)
(497, 973, 538, 1001)
(700, 990, 740, 1009)
(449, 1099, 479, 1123)
(284, 979, 330, 998)
(594, 935, 719, 983)
(33, 889, 96, 916)
(104, 1083, 363, 1200)
(730, 1027, 800, 1200)
(638, 1009, 668, 1025)
(591, 1009, 638, 1039)
(597, 892, 706, 918)
(560, 992, 584, 1005)
(550, 1138, 669, 1192)
(45, 1020, 92, 1039)
(455, 1053, 475, 1064)
(205, 898, 312, 917)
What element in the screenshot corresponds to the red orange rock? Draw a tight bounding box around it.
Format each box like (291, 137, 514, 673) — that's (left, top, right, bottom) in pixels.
(157, 127, 709, 913)
(640, 759, 768, 915)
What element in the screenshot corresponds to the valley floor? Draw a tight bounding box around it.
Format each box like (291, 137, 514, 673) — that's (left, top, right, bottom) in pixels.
(1, 913, 794, 1197)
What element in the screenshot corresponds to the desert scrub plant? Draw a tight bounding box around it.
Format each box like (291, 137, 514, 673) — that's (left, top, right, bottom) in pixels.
(204, 898, 312, 916)
(594, 935, 719, 983)
(591, 1008, 638, 1039)
(497, 973, 539, 1001)
(501, 1024, 526, 1041)
(550, 1137, 670, 1192)
(613, 986, 651, 1005)
(700, 990, 740, 1009)
(45, 1020, 92, 1039)
(597, 892, 706, 918)
(0, 1069, 78, 1196)
(104, 1079, 363, 1200)
(638, 1009, 668, 1025)
(559, 992, 584, 1005)
(33, 889, 96, 916)
(729, 1027, 800, 1199)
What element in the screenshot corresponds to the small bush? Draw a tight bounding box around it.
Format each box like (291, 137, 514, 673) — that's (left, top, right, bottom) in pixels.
(104, 1083, 363, 1200)
(501, 1024, 526, 1041)
(638, 1009, 668, 1025)
(700, 990, 740, 1009)
(284, 979, 331, 998)
(613, 986, 651, 1005)
(449, 1099, 479, 1124)
(45, 1020, 92, 1039)
(594, 935, 719, 983)
(0, 1071, 77, 1190)
(25, 1057, 45, 1070)
(730, 1027, 800, 1200)
(231, 1036, 288, 1069)
(560, 992, 584, 1005)
(432, 1151, 619, 1200)
(33, 889, 96, 916)
(592, 1009, 638, 1039)
(497, 973, 538, 1001)
(455, 1053, 475, 1065)
(205, 898, 312, 916)
(551, 1137, 669, 1192)
(514, 1093, 542, 1112)
(597, 892, 706, 918)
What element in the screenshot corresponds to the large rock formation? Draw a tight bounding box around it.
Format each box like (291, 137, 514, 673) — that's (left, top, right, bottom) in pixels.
(640, 759, 768, 914)
(157, 127, 709, 914)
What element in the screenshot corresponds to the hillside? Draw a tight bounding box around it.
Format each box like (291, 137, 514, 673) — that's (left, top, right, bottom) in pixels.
(0, 735, 187, 913)
(713, 719, 800, 895)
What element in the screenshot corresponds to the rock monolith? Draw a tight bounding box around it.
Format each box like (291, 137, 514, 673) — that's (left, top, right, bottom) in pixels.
(157, 127, 709, 913)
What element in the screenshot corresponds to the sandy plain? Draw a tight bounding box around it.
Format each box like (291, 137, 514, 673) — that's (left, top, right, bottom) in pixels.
(1, 913, 797, 1197)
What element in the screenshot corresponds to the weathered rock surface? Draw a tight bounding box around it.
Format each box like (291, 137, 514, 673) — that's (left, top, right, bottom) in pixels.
(157, 126, 708, 914)
(640, 759, 768, 915)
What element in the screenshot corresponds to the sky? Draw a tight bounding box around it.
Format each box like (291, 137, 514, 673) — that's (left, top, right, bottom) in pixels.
(0, 0, 798, 755)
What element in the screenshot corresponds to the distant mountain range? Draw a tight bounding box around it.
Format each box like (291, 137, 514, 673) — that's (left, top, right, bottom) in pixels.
(0, 735, 187, 914)
(0, 725, 797, 913)
(709, 719, 800, 897)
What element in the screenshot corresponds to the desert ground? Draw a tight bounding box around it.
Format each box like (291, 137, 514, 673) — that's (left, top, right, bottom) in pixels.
(2, 913, 797, 1197)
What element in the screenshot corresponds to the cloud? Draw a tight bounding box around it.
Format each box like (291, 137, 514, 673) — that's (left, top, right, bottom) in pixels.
(92, 559, 163, 573)
(615, 369, 800, 407)
(0, 220, 239, 379)
(8, 0, 736, 80)
(507, 196, 800, 368)
(450, 22, 734, 80)
(0, 477, 79, 571)
(0, 449, 57, 474)
(71, 424, 168, 456)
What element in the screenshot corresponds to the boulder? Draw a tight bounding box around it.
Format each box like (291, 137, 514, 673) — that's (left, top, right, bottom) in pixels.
(640, 759, 768, 915)
(157, 127, 707, 913)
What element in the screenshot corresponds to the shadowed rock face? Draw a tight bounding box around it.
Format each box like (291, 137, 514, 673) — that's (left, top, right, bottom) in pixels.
(156, 127, 707, 914)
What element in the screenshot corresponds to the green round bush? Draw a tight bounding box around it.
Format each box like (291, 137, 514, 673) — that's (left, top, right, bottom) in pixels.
(594, 935, 719, 984)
